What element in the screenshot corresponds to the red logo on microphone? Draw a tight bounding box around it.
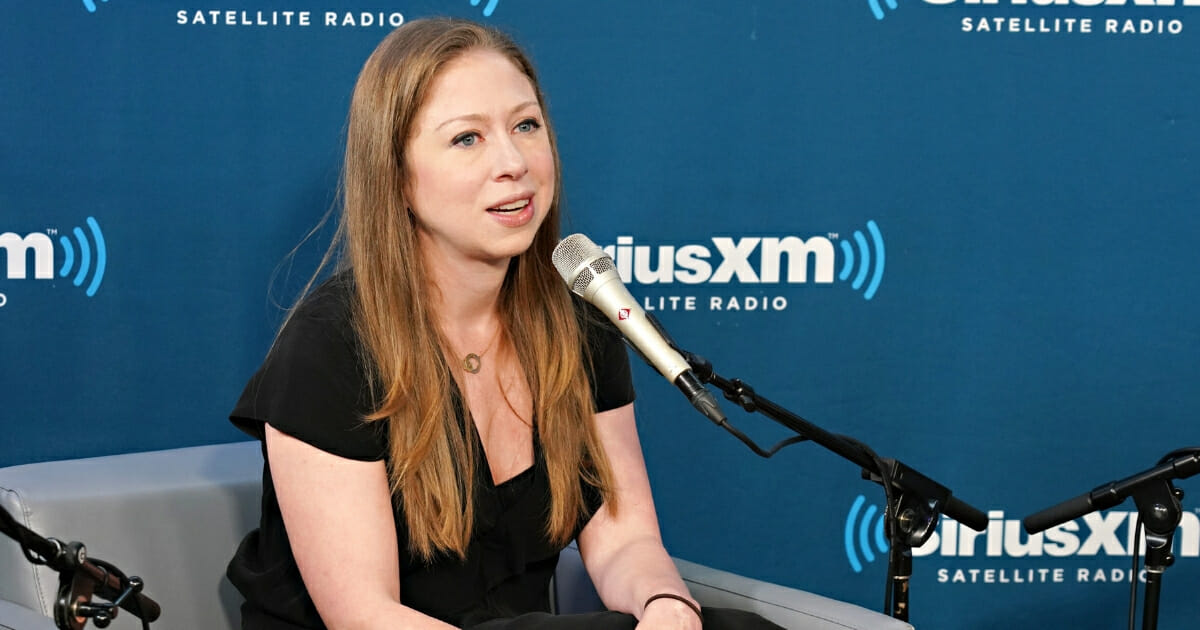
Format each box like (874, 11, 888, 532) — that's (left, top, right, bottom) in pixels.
(618, 308, 630, 320)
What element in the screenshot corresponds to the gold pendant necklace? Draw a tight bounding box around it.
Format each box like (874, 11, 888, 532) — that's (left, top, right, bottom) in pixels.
(462, 325, 501, 374)
(463, 353, 483, 374)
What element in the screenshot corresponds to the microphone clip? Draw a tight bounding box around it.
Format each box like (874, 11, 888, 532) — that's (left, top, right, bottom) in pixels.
(0, 503, 158, 630)
(50, 539, 149, 630)
(861, 459, 949, 549)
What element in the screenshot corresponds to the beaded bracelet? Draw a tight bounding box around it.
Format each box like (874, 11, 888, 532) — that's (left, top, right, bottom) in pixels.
(644, 593, 703, 621)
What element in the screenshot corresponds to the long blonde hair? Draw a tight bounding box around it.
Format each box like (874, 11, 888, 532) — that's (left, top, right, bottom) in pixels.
(332, 17, 616, 560)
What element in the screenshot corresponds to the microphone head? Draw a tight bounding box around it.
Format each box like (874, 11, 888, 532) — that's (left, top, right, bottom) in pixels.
(552, 233, 617, 296)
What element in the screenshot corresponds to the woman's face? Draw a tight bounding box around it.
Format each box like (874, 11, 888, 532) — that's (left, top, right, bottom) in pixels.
(404, 49, 555, 269)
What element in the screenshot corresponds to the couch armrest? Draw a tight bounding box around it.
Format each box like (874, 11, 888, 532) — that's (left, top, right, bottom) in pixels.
(674, 557, 913, 630)
(0, 599, 56, 630)
(552, 545, 913, 629)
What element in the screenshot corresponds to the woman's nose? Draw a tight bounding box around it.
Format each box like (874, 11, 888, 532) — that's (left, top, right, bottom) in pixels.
(492, 135, 529, 180)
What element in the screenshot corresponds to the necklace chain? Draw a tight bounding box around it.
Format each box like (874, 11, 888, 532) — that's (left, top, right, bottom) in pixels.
(462, 324, 502, 374)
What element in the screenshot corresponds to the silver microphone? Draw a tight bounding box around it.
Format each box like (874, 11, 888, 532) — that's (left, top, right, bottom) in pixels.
(552, 233, 727, 425)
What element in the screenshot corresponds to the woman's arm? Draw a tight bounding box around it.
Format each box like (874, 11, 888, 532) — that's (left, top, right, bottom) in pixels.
(575, 403, 702, 630)
(265, 424, 456, 630)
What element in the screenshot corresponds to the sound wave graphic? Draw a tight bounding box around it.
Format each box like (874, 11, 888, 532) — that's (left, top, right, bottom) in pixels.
(868, 0, 899, 20)
(82, 0, 109, 13)
(469, 0, 500, 18)
(845, 495, 889, 573)
(57, 217, 107, 297)
(838, 220, 885, 300)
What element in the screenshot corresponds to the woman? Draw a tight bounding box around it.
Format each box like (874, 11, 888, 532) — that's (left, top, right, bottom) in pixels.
(227, 17, 780, 630)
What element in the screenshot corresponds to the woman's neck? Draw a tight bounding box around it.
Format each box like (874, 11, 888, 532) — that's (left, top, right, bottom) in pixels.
(421, 246, 510, 336)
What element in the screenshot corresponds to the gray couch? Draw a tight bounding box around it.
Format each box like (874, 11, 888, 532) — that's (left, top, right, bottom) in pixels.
(0, 442, 912, 630)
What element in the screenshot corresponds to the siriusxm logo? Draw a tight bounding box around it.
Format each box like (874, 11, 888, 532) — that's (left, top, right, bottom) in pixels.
(925, 0, 1200, 5)
(870, 0, 901, 20)
(469, 0, 501, 17)
(846, 495, 891, 572)
(600, 220, 885, 301)
(0, 217, 107, 303)
(844, 495, 1200, 573)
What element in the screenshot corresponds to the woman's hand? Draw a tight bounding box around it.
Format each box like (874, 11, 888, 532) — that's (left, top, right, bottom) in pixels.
(635, 596, 703, 630)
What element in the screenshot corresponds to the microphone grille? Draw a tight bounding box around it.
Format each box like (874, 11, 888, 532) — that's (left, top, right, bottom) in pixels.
(576, 251, 616, 293)
(552, 233, 615, 294)
(586, 255, 616, 276)
(551, 233, 595, 275)
(573, 266, 594, 293)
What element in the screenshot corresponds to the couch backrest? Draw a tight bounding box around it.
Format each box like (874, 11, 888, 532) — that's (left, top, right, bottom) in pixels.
(2, 442, 914, 630)
(0, 441, 264, 630)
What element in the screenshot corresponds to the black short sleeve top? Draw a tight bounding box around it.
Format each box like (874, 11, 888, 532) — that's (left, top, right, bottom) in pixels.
(226, 274, 635, 629)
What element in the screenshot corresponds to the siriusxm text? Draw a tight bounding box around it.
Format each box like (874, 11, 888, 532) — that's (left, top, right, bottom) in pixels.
(913, 510, 1200, 558)
(601, 235, 835, 285)
(0, 232, 54, 280)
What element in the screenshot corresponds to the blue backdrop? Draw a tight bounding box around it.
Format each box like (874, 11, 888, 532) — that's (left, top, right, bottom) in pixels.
(3, 1, 1200, 628)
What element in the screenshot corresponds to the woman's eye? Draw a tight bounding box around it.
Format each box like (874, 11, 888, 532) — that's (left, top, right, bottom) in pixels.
(515, 118, 541, 134)
(453, 132, 480, 147)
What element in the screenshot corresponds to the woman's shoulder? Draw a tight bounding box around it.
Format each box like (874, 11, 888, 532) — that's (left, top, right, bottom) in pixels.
(267, 269, 366, 377)
(230, 268, 383, 459)
(290, 269, 356, 325)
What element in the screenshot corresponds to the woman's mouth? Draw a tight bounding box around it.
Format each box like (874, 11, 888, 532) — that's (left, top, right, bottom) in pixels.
(488, 198, 531, 214)
(487, 197, 536, 227)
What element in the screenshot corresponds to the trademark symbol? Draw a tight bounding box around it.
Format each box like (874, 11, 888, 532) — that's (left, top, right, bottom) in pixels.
(828, 232, 839, 239)
(46, 228, 58, 236)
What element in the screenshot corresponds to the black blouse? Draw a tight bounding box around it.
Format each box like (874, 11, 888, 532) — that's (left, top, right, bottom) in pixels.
(226, 274, 635, 629)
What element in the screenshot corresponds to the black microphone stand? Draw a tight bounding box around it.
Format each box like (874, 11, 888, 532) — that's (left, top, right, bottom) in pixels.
(681, 351, 988, 623)
(0, 504, 161, 629)
(1023, 450, 1200, 630)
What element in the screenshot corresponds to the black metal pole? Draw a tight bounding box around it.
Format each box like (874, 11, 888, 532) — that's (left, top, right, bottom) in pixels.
(1141, 567, 1162, 630)
(888, 542, 912, 622)
(1131, 482, 1181, 630)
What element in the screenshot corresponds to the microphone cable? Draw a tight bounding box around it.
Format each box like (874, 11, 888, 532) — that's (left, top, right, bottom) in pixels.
(710, 419, 809, 459)
(1128, 515, 1141, 630)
